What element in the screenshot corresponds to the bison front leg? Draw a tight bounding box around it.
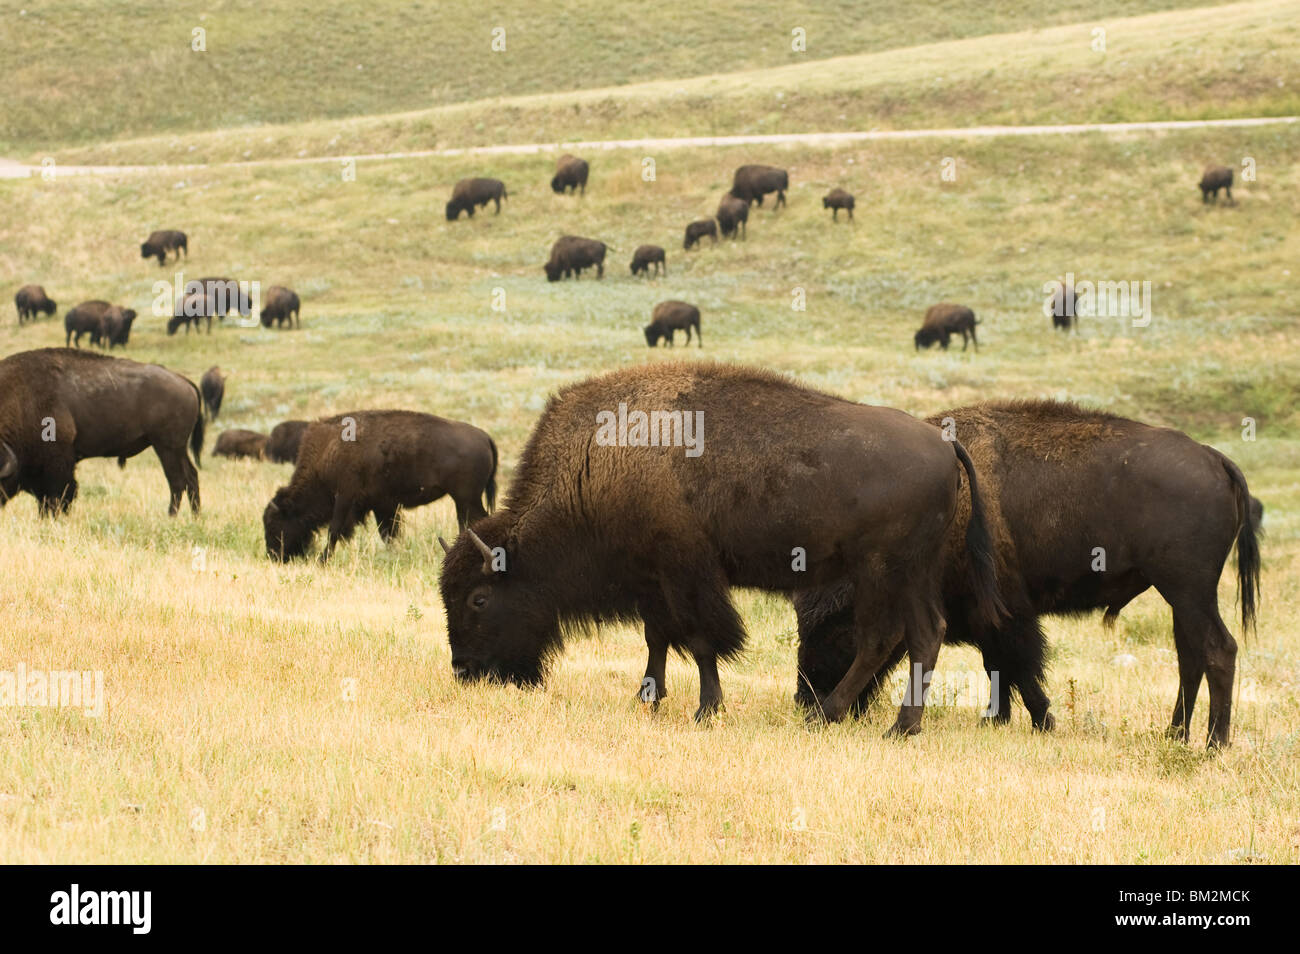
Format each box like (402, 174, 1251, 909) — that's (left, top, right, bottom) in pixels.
(321, 496, 361, 563)
(639, 620, 670, 709)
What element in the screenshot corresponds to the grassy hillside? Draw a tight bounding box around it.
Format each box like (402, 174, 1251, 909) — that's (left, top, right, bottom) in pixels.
(3, 0, 1242, 153)
(2, 114, 1298, 861)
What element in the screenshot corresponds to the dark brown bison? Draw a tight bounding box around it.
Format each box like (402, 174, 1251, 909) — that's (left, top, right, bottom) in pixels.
(1199, 165, 1234, 204)
(551, 154, 589, 195)
(914, 303, 979, 351)
(214, 429, 267, 460)
(264, 410, 498, 563)
(260, 286, 301, 329)
(438, 363, 1001, 730)
(64, 301, 112, 348)
(1047, 281, 1077, 332)
(683, 219, 717, 250)
(265, 420, 309, 464)
(730, 164, 788, 208)
(15, 285, 57, 324)
(823, 188, 855, 221)
(0, 348, 203, 516)
(200, 366, 226, 419)
(794, 401, 1260, 748)
(716, 194, 749, 239)
(630, 245, 666, 278)
(167, 277, 252, 335)
(446, 178, 508, 220)
(544, 236, 607, 281)
(100, 307, 137, 349)
(140, 230, 188, 266)
(643, 301, 701, 347)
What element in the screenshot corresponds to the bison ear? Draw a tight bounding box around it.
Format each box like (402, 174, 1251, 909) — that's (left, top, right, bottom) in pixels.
(437, 536, 451, 554)
(0, 442, 16, 480)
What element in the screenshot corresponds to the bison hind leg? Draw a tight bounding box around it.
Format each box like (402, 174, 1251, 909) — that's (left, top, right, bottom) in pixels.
(374, 506, 402, 541)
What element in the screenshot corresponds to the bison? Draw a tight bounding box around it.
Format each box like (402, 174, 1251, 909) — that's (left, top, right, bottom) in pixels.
(140, 230, 188, 267)
(715, 194, 749, 239)
(168, 278, 252, 335)
(100, 307, 137, 349)
(264, 410, 498, 563)
(200, 366, 226, 419)
(265, 420, 309, 464)
(446, 178, 508, 220)
(0, 348, 203, 516)
(630, 245, 666, 278)
(793, 400, 1260, 749)
(551, 154, 589, 195)
(438, 363, 1001, 730)
(64, 301, 115, 348)
(15, 285, 57, 324)
(823, 188, 855, 221)
(214, 429, 267, 460)
(544, 236, 607, 282)
(730, 164, 788, 208)
(1047, 281, 1077, 332)
(1199, 165, 1234, 204)
(643, 301, 701, 347)
(914, 303, 979, 352)
(260, 285, 301, 329)
(683, 219, 717, 250)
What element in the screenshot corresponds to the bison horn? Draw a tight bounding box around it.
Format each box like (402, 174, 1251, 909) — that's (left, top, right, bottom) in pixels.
(465, 527, 495, 571)
(437, 536, 451, 554)
(0, 442, 16, 480)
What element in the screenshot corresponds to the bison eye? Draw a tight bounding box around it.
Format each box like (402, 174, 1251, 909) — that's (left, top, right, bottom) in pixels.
(469, 589, 489, 610)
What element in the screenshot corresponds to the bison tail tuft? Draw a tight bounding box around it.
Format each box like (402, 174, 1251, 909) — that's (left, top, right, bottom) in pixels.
(952, 438, 1007, 628)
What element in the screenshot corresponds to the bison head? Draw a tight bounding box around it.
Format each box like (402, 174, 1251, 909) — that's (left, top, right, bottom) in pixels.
(166, 316, 184, 336)
(643, 324, 661, 347)
(543, 262, 563, 282)
(445, 200, 461, 221)
(439, 520, 559, 689)
(550, 175, 564, 194)
(139, 243, 152, 259)
(914, 328, 938, 350)
(43, 299, 57, 316)
(263, 489, 315, 561)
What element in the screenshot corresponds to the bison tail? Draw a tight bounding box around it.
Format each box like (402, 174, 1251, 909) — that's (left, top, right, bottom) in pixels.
(952, 438, 1006, 629)
(1217, 451, 1261, 633)
(188, 380, 206, 469)
(485, 438, 499, 512)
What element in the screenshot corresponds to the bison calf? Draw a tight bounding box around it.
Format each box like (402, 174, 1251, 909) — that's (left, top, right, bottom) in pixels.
(823, 188, 855, 221)
(264, 410, 498, 563)
(260, 286, 301, 329)
(15, 285, 57, 325)
(266, 420, 309, 464)
(544, 236, 607, 282)
(914, 303, 979, 352)
(214, 429, 268, 460)
(551, 154, 589, 195)
(630, 245, 666, 278)
(1199, 165, 1234, 204)
(644, 301, 701, 348)
(141, 229, 187, 266)
(446, 178, 508, 220)
(683, 219, 717, 250)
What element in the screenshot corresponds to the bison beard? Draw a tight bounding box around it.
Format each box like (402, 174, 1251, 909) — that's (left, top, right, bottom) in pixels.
(439, 363, 1003, 730)
(793, 400, 1261, 748)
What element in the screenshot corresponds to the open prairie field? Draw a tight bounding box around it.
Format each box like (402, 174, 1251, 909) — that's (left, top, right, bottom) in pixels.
(1, 1, 1298, 865)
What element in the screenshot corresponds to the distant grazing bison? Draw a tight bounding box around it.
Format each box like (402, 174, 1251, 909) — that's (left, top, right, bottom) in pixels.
(630, 245, 666, 278)
(715, 194, 749, 239)
(65, 301, 134, 348)
(446, 178, 508, 220)
(260, 285, 301, 329)
(265, 420, 309, 464)
(200, 366, 226, 419)
(914, 303, 979, 351)
(644, 301, 701, 347)
(551, 154, 589, 195)
(1047, 281, 1077, 332)
(793, 401, 1260, 748)
(683, 219, 717, 250)
(15, 285, 57, 324)
(0, 348, 203, 516)
(544, 235, 607, 281)
(1199, 165, 1234, 204)
(214, 429, 267, 460)
(438, 363, 1000, 730)
(140, 229, 188, 266)
(823, 188, 855, 221)
(99, 306, 137, 349)
(168, 277, 252, 334)
(264, 410, 498, 563)
(730, 164, 788, 208)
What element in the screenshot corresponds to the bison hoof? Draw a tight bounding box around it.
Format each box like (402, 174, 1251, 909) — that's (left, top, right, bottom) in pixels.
(1034, 711, 1057, 732)
(693, 702, 722, 724)
(885, 719, 922, 739)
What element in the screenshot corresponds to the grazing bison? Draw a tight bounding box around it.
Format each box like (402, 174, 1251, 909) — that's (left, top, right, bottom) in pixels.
(64, 301, 113, 348)
(823, 188, 855, 221)
(446, 178, 508, 220)
(265, 420, 309, 464)
(168, 278, 252, 335)
(99, 306, 137, 349)
(643, 301, 701, 347)
(1199, 165, 1234, 204)
(544, 235, 607, 281)
(15, 285, 57, 324)
(715, 194, 749, 239)
(551, 154, 589, 195)
(0, 348, 203, 516)
(260, 285, 301, 329)
(730, 164, 788, 208)
(264, 410, 498, 563)
(140, 229, 187, 266)
(200, 366, 226, 419)
(438, 363, 1001, 730)
(683, 219, 717, 250)
(914, 303, 979, 351)
(630, 245, 666, 278)
(794, 401, 1260, 748)
(214, 429, 267, 460)
(1047, 281, 1077, 332)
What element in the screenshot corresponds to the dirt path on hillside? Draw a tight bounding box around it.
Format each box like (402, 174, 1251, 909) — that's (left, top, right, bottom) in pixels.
(2, 116, 1295, 178)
